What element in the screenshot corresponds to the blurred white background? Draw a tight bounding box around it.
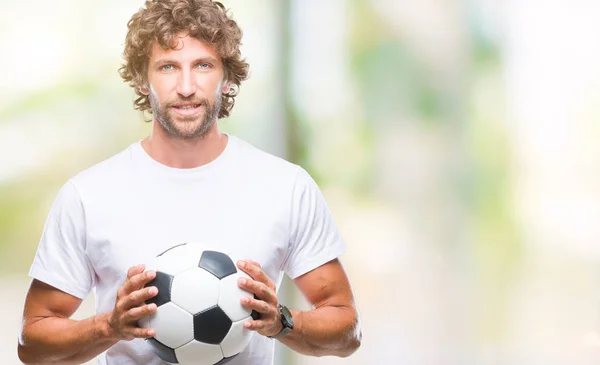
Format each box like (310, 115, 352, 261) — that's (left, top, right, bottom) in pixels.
(2, 0, 600, 364)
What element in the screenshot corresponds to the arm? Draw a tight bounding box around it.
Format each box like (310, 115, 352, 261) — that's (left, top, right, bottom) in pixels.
(283, 258, 361, 357)
(237, 258, 362, 357)
(18, 279, 117, 365)
(18, 265, 158, 365)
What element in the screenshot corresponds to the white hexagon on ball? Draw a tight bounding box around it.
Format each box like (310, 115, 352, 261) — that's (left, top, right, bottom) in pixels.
(171, 267, 221, 314)
(220, 317, 253, 358)
(148, 302, 194, 348)
(218, 273, 252, 322)
(155, 243, 207, 276)
(175, 340, 224, 365)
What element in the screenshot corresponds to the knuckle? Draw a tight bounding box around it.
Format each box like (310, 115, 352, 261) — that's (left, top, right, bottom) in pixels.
(131, 275, 143, 287)
(128, 292, 137, 303)
(128, 267, 137, 277)
(122, 309, 132, 321)
(114, 298, 125, 311)
(260, 286, 268, 297)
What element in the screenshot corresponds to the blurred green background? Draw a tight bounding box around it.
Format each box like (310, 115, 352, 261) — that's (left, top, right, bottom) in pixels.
(2, 0, 600, 364)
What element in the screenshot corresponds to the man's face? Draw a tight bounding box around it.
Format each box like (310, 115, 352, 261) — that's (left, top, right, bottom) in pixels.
(145, 35, 226, 139)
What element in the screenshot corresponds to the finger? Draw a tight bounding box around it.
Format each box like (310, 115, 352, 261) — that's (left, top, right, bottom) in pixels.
(121, 286, 158, 310)
(237, 261, 274, 289)
(243, 319, 267, 331)
(123, 270, 156, 295)
(124, 303, 157, 323)
(127, 264, 146, 279)
(246, 259, 262, 268)
(129, 325, 155, 339)
(238, 277, 276, 303)
(240, 296, 272, 314)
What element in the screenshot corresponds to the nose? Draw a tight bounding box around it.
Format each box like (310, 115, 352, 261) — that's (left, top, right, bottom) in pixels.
(176, 69, 197, 97)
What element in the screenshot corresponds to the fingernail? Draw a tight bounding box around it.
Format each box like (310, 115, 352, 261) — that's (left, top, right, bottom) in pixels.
(237, 260, 245, 268)
(244, 321, 251, 328)
(241, 297, 249, 304)
(147, 271, 155, 279)
(238, 278, 246, 285)
(148, 287, 157, 295)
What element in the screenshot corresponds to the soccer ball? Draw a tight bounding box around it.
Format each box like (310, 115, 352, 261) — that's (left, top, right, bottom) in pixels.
(139, 243, 258, 365)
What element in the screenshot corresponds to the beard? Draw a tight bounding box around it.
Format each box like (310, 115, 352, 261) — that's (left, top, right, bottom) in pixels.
(149, 89, 222, 140)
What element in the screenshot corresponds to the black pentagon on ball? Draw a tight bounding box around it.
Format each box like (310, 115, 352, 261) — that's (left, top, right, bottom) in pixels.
(198, 251, 237, 279)
(145, 271, 173, 308)
(193, 305, 232, 344)
(145, 337, 178, 364)
(251, 295, 261, 320)
(215, 355, 238, 365)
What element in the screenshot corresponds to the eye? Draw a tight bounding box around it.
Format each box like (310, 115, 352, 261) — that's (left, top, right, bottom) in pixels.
(160, 64, 175, 71)
(197, 63, 211, 69)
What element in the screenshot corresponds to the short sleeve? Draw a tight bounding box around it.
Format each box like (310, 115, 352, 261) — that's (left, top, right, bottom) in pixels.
(283, 167, 347, 279)
(28, 180, 95, 299)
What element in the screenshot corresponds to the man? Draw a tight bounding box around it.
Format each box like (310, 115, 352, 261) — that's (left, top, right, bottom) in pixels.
(17, 1, 361, 364)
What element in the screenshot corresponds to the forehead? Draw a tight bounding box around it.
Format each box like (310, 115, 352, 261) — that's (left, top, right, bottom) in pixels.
(149, 35, 221, 62)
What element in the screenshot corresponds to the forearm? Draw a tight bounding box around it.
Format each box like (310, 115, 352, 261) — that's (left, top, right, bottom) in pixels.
(279, 305, 361, 357)
(18, 312, 118, 365)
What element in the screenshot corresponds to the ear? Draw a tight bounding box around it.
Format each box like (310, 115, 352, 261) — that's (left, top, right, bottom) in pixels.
(139, 85, 150, 95)
(221, 81, 231, 94)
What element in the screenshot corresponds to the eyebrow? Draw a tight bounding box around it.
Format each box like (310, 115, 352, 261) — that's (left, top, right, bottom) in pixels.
(152, 57, 219, 68)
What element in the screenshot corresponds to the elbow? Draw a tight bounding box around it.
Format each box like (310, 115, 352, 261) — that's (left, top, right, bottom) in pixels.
(18, 333, 49, 365)
(350, 327, 363, 354)
(340, 327, 362, 357)
(18, 343, 37, 365)
(18, 344, 27, 364)
(335, 312, 362, 358)
(18, 344, 57, 365)
(18, 332, 34, 365)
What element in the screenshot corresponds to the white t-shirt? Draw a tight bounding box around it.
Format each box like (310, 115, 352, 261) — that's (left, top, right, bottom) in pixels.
(28, 135, 346, 365)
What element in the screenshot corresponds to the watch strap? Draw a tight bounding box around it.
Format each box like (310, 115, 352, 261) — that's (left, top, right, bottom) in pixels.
(268, 304, 294, 339)
(268, 325, 293, 339)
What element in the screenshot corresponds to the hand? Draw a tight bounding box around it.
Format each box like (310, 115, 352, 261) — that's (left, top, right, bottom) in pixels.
(107, 264, 158, 341)
(236, 260, 283, 337)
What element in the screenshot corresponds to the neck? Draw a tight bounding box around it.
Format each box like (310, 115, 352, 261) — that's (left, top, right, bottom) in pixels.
(141, 120, 228, 169)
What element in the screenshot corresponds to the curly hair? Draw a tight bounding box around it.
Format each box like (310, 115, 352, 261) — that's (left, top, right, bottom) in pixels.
(119, 0, 249, 119)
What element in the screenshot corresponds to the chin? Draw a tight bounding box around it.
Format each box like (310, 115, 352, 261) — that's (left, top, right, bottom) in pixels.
(179, 123, 213, 139)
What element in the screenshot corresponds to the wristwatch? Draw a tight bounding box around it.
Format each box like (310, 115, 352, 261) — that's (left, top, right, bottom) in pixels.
(268, 304, 294, 339)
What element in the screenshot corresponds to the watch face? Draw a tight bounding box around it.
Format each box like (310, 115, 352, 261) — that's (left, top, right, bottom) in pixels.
(280, 305, 294, 327)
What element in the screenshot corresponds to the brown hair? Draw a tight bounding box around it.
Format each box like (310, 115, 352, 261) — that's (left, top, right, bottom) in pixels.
(119, 0, 249, 118)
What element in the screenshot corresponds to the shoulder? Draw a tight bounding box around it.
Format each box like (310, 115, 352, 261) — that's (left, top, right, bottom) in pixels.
(230, 135, 303, 179)
(68, 143, 136, 195)
(227, 136, 322, 201)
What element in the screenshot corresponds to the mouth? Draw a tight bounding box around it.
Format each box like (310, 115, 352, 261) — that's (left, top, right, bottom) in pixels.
(170, 103, 204, 117)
